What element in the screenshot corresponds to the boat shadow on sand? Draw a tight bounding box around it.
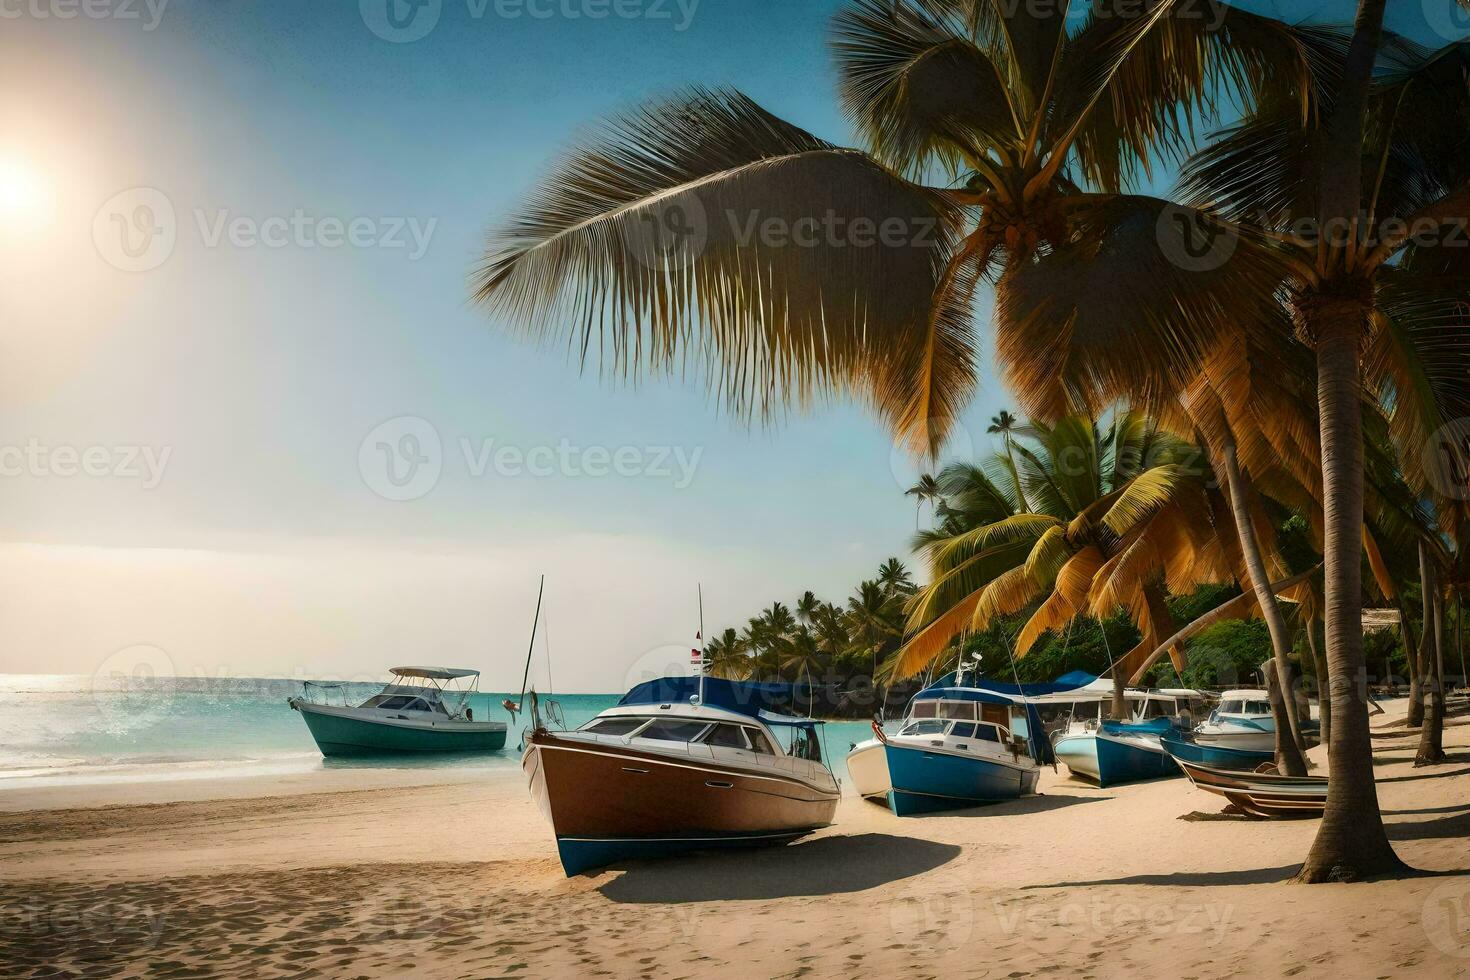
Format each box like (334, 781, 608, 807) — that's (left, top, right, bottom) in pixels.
(858, 790, 1113, 818)
(597, 833, 959, 903)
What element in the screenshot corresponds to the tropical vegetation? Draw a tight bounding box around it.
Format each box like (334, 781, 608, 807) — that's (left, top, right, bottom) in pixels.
(476, 0, 1470, 884)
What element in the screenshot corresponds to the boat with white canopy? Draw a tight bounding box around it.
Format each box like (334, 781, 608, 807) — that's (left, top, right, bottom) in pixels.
(288, 667, 508, 756)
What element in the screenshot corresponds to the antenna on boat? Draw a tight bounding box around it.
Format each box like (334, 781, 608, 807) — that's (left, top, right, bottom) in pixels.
(504, 575, 545, 718)
(695, 582, 706, 707)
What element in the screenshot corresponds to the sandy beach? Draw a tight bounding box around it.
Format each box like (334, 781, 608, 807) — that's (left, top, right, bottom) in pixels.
(3, 699, 1468, 979)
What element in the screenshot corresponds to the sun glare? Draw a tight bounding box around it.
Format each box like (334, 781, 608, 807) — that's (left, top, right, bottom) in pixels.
(0, 155, 49, 222)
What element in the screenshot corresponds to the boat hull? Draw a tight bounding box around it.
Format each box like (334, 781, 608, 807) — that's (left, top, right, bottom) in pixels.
(1159, 731, 1275, 771)
(1174, 759, 1327, 818)
(525, 730, 839, 876)
(292, 701, 507, 756)
(882, 741, 1038, 815)
(846, 738, 891, 802)
(1054, 730, 1177, 787)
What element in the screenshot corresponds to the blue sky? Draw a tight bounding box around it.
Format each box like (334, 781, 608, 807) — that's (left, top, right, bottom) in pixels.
(0, 0, 1462, 689)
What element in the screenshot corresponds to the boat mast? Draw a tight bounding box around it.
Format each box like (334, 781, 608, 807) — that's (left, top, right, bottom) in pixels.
(517, 575, 546, 712)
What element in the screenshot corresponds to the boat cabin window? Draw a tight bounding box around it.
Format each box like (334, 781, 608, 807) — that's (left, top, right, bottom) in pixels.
(583, 717, 646, 737)
(1140, 699, 1174, 719)
(938, 701, 977, 720)
(744, 728, 776, 755)
(636, 719, 711, 743)
(950, 722, 976, 738)
(910, 702, 938, 719)
(702, 724, 750, 749)
(787, 727, 822, 763)
(899, 719, 948, 736)
(1245, 700, 1270, 715)
(403, 698, 433, 713)
(377, 696, 415, 710)
(974, 724, 1002, 743)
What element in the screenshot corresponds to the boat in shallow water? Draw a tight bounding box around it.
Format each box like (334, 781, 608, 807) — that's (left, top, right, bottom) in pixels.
(846, 672, 1058, 815)
(288, 667, 507, 756)
(523, 676, 839, 876)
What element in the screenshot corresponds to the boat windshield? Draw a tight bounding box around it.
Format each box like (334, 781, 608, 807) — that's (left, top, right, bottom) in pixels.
(1220, 699, 1270, 715)
(635, 719, 712, 742)
(900, 719, 949, 736)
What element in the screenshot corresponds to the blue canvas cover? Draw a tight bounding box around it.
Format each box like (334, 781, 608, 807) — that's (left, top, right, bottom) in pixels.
(618, 676, 817, 726)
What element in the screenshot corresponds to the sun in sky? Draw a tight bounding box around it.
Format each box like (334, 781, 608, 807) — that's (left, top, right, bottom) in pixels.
(0, 153, 51, 227)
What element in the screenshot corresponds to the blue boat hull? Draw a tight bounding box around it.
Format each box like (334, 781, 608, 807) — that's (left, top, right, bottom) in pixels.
(554, 829, 812, 876)
(883, 742, 1035, 815)
(1055, 730, 1178, 788)
(1160, 732, 1275, 770)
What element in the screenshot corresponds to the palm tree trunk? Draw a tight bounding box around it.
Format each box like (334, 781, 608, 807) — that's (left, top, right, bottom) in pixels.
(1458, 593, 1465, 693)
(1398, 595, 1420, 709)
(1110, 671, 1127, 720)
(1296, 304, 1405, 882)
(1417, 572, 1447, 765)
(1005, 436, 1031, 514)
(1408, 543, 1433, 727)
(1307, 615, 1330, 747)
(1219, 437, 1308, 774)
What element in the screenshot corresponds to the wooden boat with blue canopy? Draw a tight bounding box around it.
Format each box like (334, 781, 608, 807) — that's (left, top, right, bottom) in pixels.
(523, 676, 839, 876)
(845, 672, 1064, 815)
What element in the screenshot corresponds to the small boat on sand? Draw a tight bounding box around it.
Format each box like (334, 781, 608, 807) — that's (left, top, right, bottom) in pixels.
(1191, 689, 1278, 751)
(1160, 729, 1275, 771)
(288, 667, 507, 756)
(846, 672, 1060, 815)
(1175, 758, 1328, 818)
(1043, 682, 1211, 787)
(523, 676, 839, 876)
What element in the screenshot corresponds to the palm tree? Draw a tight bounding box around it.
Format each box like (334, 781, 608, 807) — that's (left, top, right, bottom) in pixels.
(704, 628, 752, 680)
(905, 474, 942, 528)
(474, 0, 1311, 459)
(988, 409, 1031, 512)
(796, 590, 821, 626)
(847, 578, 905, 693)
(877, 557, 916, 598)
(1167, 9, 1470, 881)
(896, 412, 1235, 717)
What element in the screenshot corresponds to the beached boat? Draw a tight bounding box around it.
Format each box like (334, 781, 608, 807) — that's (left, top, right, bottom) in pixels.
(1174, 758, 1328, 818)
(523, 676, 839, 876)
(1159, 729, 1275, 771)
(1192, 689, 1277, 751)
(287, 667, 507, 756)
(1045, 684, 1212, 787)
(846, 673, 1060, 815)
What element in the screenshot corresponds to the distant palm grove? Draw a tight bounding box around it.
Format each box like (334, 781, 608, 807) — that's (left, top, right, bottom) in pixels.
(478, 0, 1470, 882)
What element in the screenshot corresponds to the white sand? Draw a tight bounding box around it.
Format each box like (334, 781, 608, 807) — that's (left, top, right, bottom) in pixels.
(3, 700, 1469, 978)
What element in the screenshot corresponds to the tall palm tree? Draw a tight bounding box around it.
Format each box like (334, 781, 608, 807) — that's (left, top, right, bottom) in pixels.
(796, 590, 821, 626)
(905, 474, 942, 528)
(1168, 10, 1470, 881)
(877, 557, 916, 598)
(988, 409, 1031, 512)
(704, 627, 752, 680)
(475, 0, 1312, 459)
(847, 578, 905, 692)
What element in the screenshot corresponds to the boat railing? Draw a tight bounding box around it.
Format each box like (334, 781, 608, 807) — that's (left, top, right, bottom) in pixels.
(294, 681, 354, 708)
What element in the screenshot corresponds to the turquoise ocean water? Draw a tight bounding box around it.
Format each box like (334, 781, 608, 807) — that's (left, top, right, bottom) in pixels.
(0, 674, 879, 790)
